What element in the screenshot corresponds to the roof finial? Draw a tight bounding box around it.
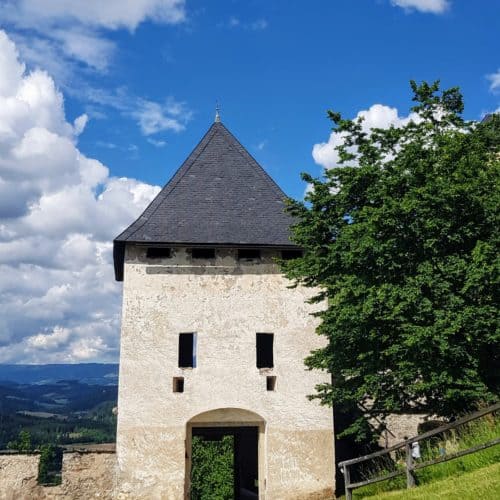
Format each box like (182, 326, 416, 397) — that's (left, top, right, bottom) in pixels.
(215, 101, 221, 123)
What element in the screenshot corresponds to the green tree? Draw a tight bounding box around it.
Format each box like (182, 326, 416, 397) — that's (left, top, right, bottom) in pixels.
(283, 81, 500, 441)
(7, 429, 33, 452)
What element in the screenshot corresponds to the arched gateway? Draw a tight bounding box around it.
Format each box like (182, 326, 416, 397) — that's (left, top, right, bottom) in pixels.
(186, 408, 265, 499)
(113, 119, 335, 499)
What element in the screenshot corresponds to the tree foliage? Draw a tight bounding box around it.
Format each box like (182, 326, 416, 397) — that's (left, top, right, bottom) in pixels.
(191, 435, 234, 500)
(7, 429, 33, 452)
(283, 81, 500, 441)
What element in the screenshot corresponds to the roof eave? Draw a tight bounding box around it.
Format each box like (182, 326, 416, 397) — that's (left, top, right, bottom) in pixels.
(112, 239, 301, 282)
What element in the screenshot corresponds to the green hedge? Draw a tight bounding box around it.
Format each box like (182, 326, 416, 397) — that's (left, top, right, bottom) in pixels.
(191, 435, 234, 499)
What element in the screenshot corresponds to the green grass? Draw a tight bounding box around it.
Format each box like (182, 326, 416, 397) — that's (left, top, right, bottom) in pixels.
(349, 413, 500, 499)
(362, 461, 500, 499)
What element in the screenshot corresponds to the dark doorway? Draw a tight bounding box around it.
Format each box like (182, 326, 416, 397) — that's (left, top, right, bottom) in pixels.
(191, 426, 259, 500)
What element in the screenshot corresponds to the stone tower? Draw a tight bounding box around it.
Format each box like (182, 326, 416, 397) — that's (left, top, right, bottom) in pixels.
(113, 120, 335, 499)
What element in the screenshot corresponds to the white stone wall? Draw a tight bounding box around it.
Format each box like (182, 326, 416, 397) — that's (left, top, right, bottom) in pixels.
(116, 246, 335, 499)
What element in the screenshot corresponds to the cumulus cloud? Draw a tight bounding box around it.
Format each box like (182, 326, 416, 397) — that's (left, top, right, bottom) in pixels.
(312, 104, 419, 170)
(391, 0, 450, 14)
(0, 0, 186, 73)
(1, 3, 192, 139)
(0, 30, 160, 363)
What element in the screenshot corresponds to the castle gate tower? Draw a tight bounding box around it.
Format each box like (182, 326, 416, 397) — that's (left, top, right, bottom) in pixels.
(113, 119, 335, 499)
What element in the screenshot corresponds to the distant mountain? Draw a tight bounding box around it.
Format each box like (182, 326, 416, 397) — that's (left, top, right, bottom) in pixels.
(0, 364, 119, 385)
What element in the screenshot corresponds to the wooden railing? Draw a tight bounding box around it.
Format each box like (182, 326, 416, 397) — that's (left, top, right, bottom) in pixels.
(338, 402, 500, 500)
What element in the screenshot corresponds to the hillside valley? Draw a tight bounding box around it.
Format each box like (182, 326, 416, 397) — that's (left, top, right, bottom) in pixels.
(0, 364, 118, 449)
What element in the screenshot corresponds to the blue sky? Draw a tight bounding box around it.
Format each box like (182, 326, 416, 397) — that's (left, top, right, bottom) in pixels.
(72, 0, 500, 199)
(0, 0, 499, 363)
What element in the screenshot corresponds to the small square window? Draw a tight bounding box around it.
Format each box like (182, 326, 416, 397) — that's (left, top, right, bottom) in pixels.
(192, 248, 215, 259)
(173, 377, 184, 393)
(266, 376, 277, 391)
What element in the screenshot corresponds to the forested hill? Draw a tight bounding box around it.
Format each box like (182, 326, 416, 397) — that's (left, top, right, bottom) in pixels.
(0, 364, 119, 449)
(0, 364, 119, 385)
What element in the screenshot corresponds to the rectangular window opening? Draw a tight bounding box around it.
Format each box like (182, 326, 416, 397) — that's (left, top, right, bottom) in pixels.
(256, 333, 274, 369)
(281, 249, 303, 260)
(192, 248, 215, 259)
(173, 377, 184, 393)
(37, 445, 63, 486)
(266, 376, 277, 391)
(179, 333, 197, 368)
(238, 249, 261, 260)
(146, 247, 172, 259)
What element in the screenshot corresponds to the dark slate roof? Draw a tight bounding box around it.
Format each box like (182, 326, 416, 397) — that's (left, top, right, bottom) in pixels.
(113, 121, 297, 280)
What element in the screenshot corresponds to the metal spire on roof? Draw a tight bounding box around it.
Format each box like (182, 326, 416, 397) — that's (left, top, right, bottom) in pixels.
(215, 101, 221, 123)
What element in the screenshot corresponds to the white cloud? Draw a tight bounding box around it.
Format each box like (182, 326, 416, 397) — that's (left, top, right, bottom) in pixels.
(312, 104, 419, 170)
(9, 34, 75, 86)
(84, 87, 192, 137)
(132, 98, 190, 135)
(73, 113, 88, 135)
(0, 30, 160, 363)
(487, 69, 500, 93)
(0, 0, 186, 73)
(391, 0, 450, 14)
(27, 327, 70, 350)
(0, 0, 186, 31)
(0, 30, 25, 96)
(1, 4, 192, 140)
(51, 28, 116, 71)
(147, 138, 167, 148)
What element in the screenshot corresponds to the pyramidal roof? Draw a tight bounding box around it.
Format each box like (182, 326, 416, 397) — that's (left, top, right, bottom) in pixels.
(113, 121, 297, 280)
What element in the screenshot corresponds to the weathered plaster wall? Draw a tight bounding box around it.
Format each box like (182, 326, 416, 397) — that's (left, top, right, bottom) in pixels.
(0, 451, 116, 500)
(116, 246, 335, 499)
(0, 453, 40, 500)
(58, 451, 116, 498)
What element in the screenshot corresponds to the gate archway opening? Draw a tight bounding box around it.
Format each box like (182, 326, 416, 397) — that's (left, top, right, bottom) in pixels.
(185, 408, 266, 500)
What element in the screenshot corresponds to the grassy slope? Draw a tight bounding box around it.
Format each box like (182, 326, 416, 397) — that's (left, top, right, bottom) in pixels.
(350, 416, 500, 498)
(363, 462, 500, 499)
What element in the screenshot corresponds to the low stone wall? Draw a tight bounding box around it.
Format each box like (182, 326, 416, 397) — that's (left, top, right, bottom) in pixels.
(0, 453, 40, 500)
(0, 451, 116, 500)
(381, 413, 432, 448)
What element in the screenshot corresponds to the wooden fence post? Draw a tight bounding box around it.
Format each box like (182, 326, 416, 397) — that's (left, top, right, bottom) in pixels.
(344, 464, 352, 500)
(405, 443, 416, 488)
